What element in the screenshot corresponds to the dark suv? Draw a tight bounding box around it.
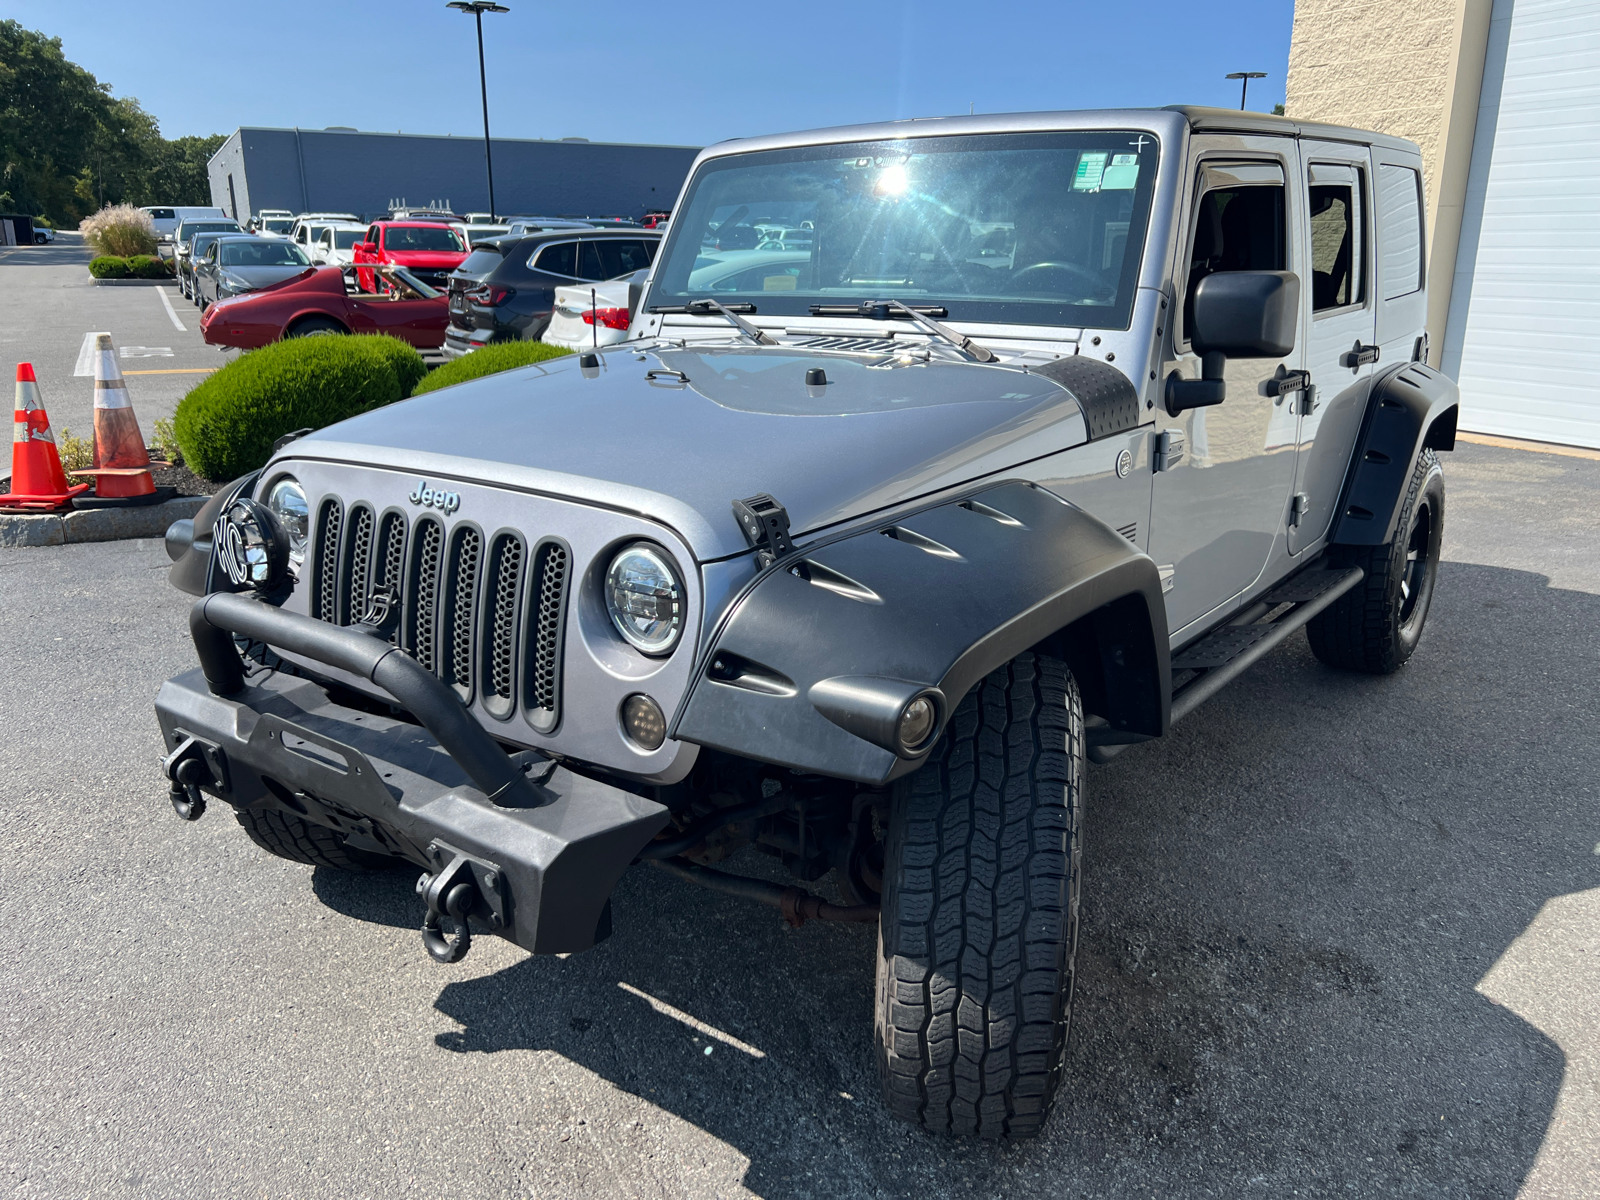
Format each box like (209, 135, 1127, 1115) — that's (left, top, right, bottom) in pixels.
(443, 228, 659, 356)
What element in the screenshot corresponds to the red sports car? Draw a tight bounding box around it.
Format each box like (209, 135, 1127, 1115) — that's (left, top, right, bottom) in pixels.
(199, 265, 448, 350)
(351, 220, 468, 293)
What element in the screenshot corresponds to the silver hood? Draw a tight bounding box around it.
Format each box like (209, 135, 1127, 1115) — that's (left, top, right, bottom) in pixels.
(296, 343, 1089, 559)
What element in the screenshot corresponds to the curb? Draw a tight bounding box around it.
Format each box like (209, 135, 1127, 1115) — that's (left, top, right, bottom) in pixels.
(0, 495, 206, 548)
(87, 276, 176, 286)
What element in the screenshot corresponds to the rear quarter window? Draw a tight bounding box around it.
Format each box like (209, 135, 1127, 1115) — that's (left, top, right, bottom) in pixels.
(1377, 165, 1424, 300)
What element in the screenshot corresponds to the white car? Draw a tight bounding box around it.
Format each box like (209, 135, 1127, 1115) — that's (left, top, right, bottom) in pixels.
(309, 222, 371, 266)
(543, 270, 649, 351)
(685, 248, 812, 294)
(141, 205, 229, 242)
(289, 215, 363, 259)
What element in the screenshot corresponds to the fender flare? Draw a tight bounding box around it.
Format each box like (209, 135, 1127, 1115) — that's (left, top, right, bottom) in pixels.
(670, 481, 1170, 786)
(1331, 362, 1458, 546)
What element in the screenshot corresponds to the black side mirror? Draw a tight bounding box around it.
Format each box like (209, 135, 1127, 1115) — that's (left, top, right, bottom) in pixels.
(1167, 270, 1300, 416)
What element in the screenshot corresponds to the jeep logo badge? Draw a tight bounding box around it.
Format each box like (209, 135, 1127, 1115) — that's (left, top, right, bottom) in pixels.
(408, 481, 460, 514)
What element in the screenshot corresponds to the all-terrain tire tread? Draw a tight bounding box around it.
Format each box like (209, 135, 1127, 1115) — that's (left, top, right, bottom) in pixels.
(234, 807, 387, 871)
(876, 652, 1083, 1140)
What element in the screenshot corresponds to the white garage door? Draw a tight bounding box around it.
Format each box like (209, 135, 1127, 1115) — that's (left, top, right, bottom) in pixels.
(1443, 0, 1600, 448)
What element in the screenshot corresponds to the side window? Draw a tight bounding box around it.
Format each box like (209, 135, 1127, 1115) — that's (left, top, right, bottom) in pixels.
(1308, 164, 1364, 311)
(1377, 164, 1424, 300)
(366, 225, 380, 247)
(596, 239, 654, 278)
(1183, 162, 1286, 342)
(576, 241, 607, 281)
(534, 241, 578, 277)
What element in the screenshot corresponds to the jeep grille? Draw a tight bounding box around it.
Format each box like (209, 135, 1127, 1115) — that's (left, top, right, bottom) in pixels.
(307, 502, 568, 729)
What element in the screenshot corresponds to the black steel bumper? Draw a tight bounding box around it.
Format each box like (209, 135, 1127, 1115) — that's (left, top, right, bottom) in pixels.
(155, 592, 669, 956)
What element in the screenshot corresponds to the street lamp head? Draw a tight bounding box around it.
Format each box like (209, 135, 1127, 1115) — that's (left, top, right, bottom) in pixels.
(447, 2, 510, 12)
(1225, 72, 1268, 80)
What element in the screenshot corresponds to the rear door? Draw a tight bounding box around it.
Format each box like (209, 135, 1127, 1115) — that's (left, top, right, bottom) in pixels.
(1149, 139, 1306, 639)
(1288, 142, 1379, 553)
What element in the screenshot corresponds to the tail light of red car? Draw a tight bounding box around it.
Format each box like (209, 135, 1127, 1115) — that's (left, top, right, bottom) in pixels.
(467, 284, 515, 306)
(582, 307, 631, 330)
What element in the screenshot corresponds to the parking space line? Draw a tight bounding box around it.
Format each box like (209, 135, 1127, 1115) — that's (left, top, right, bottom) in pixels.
(155, 286, 187, 332)
(123, 368, 216, 375)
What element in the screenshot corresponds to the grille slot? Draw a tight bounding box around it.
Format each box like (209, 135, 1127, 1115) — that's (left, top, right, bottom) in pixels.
(524, 539, 570, 733)
(303, 495, 576, 735)
(311, 500, 343, 624)
(404, 517, 444, 672)
(480, 534, 525, 720)
(440, 525, 482, 701)
(340, 505, 374, 624)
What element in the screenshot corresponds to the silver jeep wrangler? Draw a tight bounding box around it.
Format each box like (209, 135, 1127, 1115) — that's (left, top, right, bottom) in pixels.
(158, 106, 1457, 1139)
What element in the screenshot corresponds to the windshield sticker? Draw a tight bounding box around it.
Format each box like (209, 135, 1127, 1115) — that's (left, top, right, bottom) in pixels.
(1101, 154, 1141, 191)
(1073, 152, 1108, 191)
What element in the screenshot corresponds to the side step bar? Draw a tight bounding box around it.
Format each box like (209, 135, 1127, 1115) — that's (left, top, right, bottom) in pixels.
(1088, 565, 1364, 764)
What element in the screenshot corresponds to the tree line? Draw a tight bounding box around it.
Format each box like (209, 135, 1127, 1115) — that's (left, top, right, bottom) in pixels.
(0, 20, 224, 226)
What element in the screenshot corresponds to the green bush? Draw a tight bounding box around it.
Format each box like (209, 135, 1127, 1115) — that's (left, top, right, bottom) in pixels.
(88, 256, 130, 279)
(411, 340, 572, 396)
(126, 254, 172, 279)
(173, 336, 426, 479)
(361, 334, 429, 399)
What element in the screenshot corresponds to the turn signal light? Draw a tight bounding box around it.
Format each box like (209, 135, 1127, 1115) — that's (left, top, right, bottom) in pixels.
(467, 284, 516, 306)
(582, 306, 631, 330)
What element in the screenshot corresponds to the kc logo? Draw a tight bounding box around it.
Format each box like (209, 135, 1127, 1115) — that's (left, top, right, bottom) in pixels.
(408, 481, 461, 514)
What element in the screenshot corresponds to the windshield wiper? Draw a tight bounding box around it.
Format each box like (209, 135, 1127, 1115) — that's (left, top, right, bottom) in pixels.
(650, 297, 776, 346)
(807, 299, 995, 363)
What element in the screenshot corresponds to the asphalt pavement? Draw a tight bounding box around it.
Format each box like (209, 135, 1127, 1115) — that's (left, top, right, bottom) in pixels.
(0, 233, 237, 459)
(0, 324, 1595, 1192)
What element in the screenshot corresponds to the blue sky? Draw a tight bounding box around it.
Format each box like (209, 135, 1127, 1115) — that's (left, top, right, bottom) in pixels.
(14, 0, 1295, 146)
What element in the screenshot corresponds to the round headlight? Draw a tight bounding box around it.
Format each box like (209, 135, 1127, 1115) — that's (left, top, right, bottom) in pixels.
(605, 544, 683, 655)
(265, 476, 308, 569)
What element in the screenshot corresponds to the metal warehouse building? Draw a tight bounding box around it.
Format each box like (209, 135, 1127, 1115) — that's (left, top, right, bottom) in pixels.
(207, 126, 700, 224)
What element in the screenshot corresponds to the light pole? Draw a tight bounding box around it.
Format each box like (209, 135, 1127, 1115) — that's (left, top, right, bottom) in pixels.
(447, 2, 510, 219)
(1225, 71, 1268, 111)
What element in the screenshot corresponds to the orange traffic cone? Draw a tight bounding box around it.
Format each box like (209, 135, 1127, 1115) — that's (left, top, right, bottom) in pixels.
(76, 333, 169, 506)
(1, 363, 90, 510)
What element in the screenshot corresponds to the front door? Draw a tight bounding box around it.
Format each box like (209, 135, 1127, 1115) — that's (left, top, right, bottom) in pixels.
(1289, 142, 1378, 553)
(1149, 139, 1306, 640)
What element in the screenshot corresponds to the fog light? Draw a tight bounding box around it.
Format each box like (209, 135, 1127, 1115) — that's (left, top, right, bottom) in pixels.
(897, 695, 937, 751)
(212, 497, 290, 593)
(622, 694, 667, 751)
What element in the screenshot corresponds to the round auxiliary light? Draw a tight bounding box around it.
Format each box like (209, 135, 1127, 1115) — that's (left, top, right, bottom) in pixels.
(897, 694, 938, 753)
(621, 694, 667, 751)
(212, 496, 290, 593)
(263, 475, 309, 571)
(605, 544, 683, 655)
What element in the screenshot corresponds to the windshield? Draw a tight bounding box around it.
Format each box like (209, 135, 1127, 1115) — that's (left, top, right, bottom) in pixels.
(221, 241, 310, 266)
(261, 219, 294, 234)
(385, 225, 465, 252)
(332, 230, 364, 249)
(182, 222, 238, 240)
(651, 131, 1158, 329)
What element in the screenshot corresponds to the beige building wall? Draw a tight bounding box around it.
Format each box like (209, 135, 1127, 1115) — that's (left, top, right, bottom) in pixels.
(1286, 0, 1493, 365)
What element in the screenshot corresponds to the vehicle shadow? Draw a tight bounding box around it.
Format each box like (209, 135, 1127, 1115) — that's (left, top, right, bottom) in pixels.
(323, 561, 1599, 1198)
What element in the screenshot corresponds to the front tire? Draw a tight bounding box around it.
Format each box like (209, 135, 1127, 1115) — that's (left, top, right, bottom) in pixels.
(1308, 449, 1444, 674)
(875, 652, 1084, 1139)
(235, 807, 395, 872)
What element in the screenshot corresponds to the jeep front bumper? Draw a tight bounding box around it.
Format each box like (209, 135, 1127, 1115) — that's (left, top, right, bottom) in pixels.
(154, 592, 669, 958)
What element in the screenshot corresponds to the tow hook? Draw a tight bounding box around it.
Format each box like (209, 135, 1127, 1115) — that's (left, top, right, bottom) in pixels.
(416, 840, 508, 964)
(162, 733, 227, 822)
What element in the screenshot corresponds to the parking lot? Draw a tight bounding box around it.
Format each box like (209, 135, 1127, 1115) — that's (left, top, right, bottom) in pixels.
(0, 228, 1594, 1198)
(0, 234, 237, 452)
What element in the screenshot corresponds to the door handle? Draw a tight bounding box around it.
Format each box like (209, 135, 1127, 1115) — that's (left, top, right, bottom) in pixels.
(1341, 341, 1380, 368)
(1263, 368, 1311, 398)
